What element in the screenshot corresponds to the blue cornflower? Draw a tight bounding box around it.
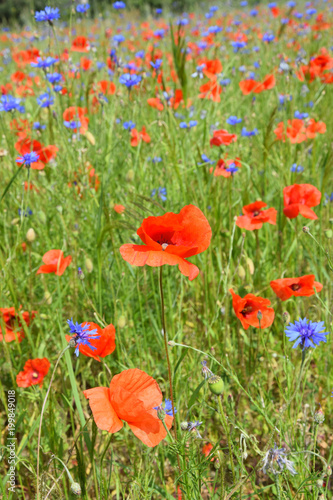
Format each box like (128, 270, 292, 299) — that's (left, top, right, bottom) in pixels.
(46, 72, 62, 84)
(210, 5, 218, 11)
(16, 152, 39, 166)
(67, 319, 100, 357)
(119, 73, 141, 88)
(152, 156, 162, 164)
(154, 29, 165, 38)
(191, 64, 205, 79)
(231, 41, 247, 52)
(227, 116, 242, 126)
(0, 95, 25, 113)
(113, 1, 126, 9)
(33, 121, 46, 130)
(18, 208, 32, 217)
(150, 59, 162, 71)
(285, 318, 329, 350)
(240, 1, 248, 6)
(76, 4, 90, 13)
(287, 1, 296, 7)
(154, 399, 176, 416)
(294, 110, 308, 119)
(226, 163, 238, 174)
(250, 9, 258, 16)
(151, 187, 167, 201)
(64, 120, 81, 129)
(136, 50, 144, 59)
(200, 154, 214, 165)
(37, 92, 54, 108)
(241, 127, 258, 137)
(123, 120, 135, 130)
(220, 78, 231, 86)
(177, 18, 189, 26)
(263, 33, 275, 43)
(35, 6, 60, 22)
(31, 57, 58, 69)
(306, 8, 316, 16)
(208, 26, 223, 34)
(113, 34, 125, 44)
(290, 163, 304, 173)
(156, 8, 162, 14)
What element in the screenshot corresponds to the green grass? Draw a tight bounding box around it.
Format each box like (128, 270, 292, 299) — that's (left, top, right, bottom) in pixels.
(0, 1, 333, 499)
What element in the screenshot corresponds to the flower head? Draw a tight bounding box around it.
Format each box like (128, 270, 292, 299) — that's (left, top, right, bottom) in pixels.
(16, 358, 50, 387)
(154, 399, 176, 417)
(285, 318, 329, 350)
(16, 151, 40, 167)
(0, 95, 25, 113)
(35, 6, 60, 22)
(262, 443, 297, 476)
(119, 73, 141, 88)
(66, 321, 115, 360)
(67, 319, 100, 356)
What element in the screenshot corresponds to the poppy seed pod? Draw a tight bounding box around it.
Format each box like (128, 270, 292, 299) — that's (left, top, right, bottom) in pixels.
(26, 228, 36, 242)
(208, 375, 224, 395)
(85, 257, 93, 273)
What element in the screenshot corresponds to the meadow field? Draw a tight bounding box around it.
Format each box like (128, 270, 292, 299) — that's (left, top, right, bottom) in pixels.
(0, 1, 333, 498)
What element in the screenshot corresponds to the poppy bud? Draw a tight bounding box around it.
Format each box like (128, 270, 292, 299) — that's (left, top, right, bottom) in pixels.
(325, 465, 332, 476)
(70, 482, 82, 495)
(208, 375, 224, 395)
(85, 258, 93, 273)
(324, 229, 333, 239)
(282, 311, 290, 325)
(126, 169, 135, 182)
(314, 408, 325, 424)
(117, 315, 126, 328)
(26, 228, 36, 242)
(168, 340, 176, 347)
(44, 290, 52, 305)
(11, 218, 20, 225)
(38, 211, 47, 224)
(237, 265, 246, 280)
(246, 257, 254, 275)
(302, 226, 310, 233)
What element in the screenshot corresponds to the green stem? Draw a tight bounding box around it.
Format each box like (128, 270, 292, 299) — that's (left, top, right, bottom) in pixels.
(159, 267, 183, 478)
(275, 474, 282, 500)
(218, 395, 236, 484)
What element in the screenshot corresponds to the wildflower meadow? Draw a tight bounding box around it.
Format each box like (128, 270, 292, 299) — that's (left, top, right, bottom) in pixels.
(1, 0, 333, 498)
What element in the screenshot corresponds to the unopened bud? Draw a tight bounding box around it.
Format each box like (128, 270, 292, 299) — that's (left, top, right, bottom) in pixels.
(70, 482, 81, 495)
(78, 267, 85, 280)
(237, 265, 246, 280)
(302, 226, 310, 233)
(324, 229, 333, 239)
(282, 311, 290, 325)
(208, 375, 224, 395)
(85, 258, 93, 273)
(180, 421, 189, 431)
(314, 408, 325, 424)
(257, 310, 263, 322)
(316, 478, 324, 488)
(117, 315, 126, 329)
(157, 407, 166, 421)
(168, 340, 176, 347)
(69, 338, 76, 348)
(44, 290, 52, 305)
(126, 169, 135, 182)
(26, 228, 36, 242)
(326, 465, 332, 476)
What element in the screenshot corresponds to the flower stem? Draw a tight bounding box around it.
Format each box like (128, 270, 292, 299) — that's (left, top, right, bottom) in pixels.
(217, 395, 236, 484)
(36, 345, 70, 500)
(275, 474, 282, 500)
(159, 267, 182, 476)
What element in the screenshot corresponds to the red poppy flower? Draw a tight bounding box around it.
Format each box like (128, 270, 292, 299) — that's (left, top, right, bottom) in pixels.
(283, 183, 321, 220)
(80, 57, 92, 71)
(66, 321, 116, 361)
(37, 250, 72, 276)
(147, 97, 164, 111)
(15, 138, 58, 170)
(16, 358, 50, 388)
(229, 289, 275, 330)
(270, 275, 323, 301)
(210, 129, 237, 147)
(63, 106, 89, 133)
(84, 368, 173, 447)
(198, 58, 223, 79)
(305, 119, 326, 139)
(130, 126, 151, 147)
(202, 443, 214, 461)
(119, 205, 212, 281)
(239, 74, 275, 95)
(95, 80, 116, 95)
(71, 36, 90, 52)
(114, 204, 125, 214)
(236, 201, 277, 231)
(210, 157, 241, 178)
(198, 79, 222, 103)
(0, 307, 37, 343)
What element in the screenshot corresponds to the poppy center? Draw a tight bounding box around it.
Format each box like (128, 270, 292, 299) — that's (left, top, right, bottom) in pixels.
(241, 305, 253, 316)
(32, 371, 39, 379)
(253, 211, 261, 217)
(290, 284, 301, 291)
